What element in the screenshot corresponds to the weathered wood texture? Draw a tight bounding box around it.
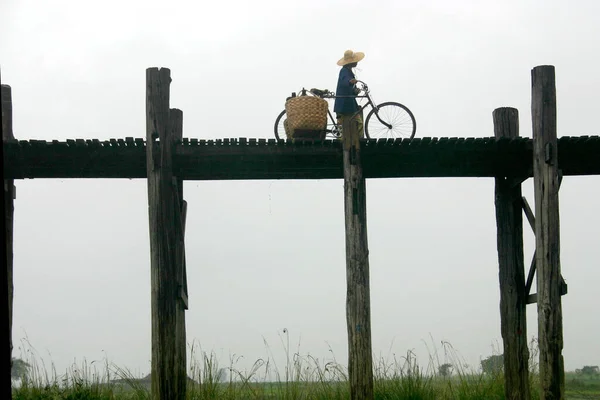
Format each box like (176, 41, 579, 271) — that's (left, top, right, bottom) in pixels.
(532, 65, 564, 399)
(342, 117, 374, 400)
(1, 81, 14, 398)
(170, 108, 187, 398)
(521, 197, 538, 299)
(4, 136, 600, 180)
(2, 84, 14, 366)
(146, 68, 186, 400)
(493, 107, 530, 400)
(521, 190, 568, 306)
(171, 110, 188, 311)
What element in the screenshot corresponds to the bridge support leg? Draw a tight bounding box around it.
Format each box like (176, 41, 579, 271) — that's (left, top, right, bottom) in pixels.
(146, 67, 187, 400)
(342, 116, 374, 400)
(532, 65, 564, 399)
(493, 107, 530, 400)
(171, 108, 188, 395)
(2, 81, 15, 398)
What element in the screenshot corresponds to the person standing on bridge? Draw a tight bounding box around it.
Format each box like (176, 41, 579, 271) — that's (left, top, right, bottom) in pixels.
(334, 49, 365, 138)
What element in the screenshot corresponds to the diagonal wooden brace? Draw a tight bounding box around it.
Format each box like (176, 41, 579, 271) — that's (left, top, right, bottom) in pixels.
(179, 200, 188, 309)
(522, 170, 566, 303)
(172, 176, 188, 310)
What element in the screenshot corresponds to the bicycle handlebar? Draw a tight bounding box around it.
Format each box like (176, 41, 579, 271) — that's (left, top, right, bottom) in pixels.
(292, 80, 369, 99)
(354, 80, 368, 92)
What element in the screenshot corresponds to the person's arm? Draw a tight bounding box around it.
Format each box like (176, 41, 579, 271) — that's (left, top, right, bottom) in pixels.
(341, 69, 356, 87)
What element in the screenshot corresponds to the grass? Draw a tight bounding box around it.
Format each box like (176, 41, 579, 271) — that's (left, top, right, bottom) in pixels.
(564, 371, 600, 400)
(11, 335, 600, 399)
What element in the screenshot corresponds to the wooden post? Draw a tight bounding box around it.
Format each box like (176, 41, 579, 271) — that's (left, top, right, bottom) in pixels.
(531, 65, 564, 399)
(2, 84, 15, 361)
(493, 107, 530, 400)
(342, 116, 374, 400)
(1, 79, 15, 398)
(171, 108, 187, 395)
(146, 67, 186, 400)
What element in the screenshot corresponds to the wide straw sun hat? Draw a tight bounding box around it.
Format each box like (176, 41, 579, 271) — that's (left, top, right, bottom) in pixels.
(337, 49, 365, 66)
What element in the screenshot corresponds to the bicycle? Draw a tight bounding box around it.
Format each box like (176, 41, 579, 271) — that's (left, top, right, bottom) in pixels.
(273, 80, 416, 140)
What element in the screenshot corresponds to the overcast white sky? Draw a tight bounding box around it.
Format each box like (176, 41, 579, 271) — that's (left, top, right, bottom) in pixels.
(1, 0, 599, 379)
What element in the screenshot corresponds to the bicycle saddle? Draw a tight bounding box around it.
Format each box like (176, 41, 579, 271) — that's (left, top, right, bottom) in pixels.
(309, 88, 328, 97)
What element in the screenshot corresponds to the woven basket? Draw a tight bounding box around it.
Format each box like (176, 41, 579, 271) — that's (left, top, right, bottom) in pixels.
(283, 118, 291, 137)
(284, 96, 328, 139)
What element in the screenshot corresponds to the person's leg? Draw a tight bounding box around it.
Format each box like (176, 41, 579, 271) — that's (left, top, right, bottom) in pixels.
(355, 110, 364, 138)
(338, 113, 364, 139)
(336, 114, 346, 140)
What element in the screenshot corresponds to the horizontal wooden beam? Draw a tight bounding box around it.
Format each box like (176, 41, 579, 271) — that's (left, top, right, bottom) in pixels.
(526, 279, 568, 304)
(3, 136, 600, 180)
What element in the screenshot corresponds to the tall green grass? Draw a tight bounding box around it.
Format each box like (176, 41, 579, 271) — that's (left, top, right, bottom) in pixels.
(11, 334, 595, 399)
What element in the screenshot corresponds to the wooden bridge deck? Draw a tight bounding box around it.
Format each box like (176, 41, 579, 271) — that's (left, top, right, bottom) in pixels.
(3, 136, 600, 180)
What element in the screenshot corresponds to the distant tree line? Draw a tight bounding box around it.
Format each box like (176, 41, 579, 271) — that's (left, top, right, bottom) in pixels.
(575, 366, 599, 375)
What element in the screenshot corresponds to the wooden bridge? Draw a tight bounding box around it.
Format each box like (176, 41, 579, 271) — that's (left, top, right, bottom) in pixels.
(2, 65, 599, 400)
(4, 135, 600, 180)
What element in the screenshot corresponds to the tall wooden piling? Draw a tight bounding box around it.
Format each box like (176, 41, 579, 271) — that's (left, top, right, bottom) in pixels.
(2, 84, 15, 361)
(342, 117, 374, 400)
(531, 65, 564, 399)
(146, 67, 186, 400)
(171, 108, 188, 397)
(1, 80, 15, 398)
(493, 107, 530, 400)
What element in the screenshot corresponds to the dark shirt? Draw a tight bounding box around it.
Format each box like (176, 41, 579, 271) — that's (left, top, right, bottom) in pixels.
(333, 66, 358, 115)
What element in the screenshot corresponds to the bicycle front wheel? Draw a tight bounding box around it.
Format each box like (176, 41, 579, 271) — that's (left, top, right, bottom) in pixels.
(365, 102, 416, 140)
(274, 110, 286, 140)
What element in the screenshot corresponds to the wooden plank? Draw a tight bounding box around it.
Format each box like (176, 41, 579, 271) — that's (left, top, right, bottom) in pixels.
(532, 65, 564, 399)
(342, 116, 374, 400)
(145, 67, 185, 400)
(1, 81, 15, 397)
(493, 107, 530, 400)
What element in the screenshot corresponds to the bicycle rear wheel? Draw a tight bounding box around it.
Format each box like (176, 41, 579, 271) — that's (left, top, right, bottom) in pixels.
(274, 110, 286, 140)
(365, 102, 416, 139)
